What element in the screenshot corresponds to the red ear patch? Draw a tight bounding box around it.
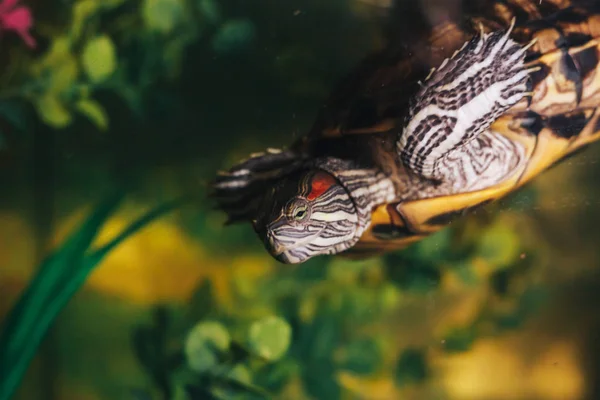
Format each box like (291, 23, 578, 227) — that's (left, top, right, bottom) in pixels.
(307, 171, 337, 201)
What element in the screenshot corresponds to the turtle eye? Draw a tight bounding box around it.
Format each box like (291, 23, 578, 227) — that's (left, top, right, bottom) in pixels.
(293, 204, 308, 221)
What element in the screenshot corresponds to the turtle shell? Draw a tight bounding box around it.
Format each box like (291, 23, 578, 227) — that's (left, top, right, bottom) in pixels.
(290, 0, 600, 258)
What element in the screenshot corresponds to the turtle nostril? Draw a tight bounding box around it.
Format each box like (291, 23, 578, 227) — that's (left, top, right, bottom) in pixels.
(267, 230, 275, 245)
(265, 230, 285, 254)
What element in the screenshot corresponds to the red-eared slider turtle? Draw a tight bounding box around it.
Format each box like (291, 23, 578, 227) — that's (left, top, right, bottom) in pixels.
(212, 0, 600, 264)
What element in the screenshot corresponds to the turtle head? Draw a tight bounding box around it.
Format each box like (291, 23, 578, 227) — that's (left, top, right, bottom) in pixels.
(253, 169, 360, 264)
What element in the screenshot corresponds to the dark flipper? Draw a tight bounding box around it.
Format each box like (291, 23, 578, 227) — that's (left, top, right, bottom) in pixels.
(211, 148, 305, 224)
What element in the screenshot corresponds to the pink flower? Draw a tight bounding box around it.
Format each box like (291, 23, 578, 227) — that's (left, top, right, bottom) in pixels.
(0, 0, 35, 48)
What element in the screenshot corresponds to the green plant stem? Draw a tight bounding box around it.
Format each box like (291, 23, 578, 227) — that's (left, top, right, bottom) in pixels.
(0, 193, 189, 400)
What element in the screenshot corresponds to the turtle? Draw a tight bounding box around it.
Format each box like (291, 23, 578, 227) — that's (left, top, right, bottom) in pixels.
(211, 0, 600, 264)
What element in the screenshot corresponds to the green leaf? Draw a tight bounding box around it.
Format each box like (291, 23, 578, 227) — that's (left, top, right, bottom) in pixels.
(72, 0, 128, 39)
(394, 348, 428, 387)
(71, 0, 99, 41)
(46, 57, 79, 96)
(256, 360, 299, 392)
(207, 365, 261, 400)
(75, 98, 109, 131)
(34, 94, 72, 129)
(226, 364, 252, 384)
(209, 375, 271, 400)
(31, 36, 78, 95)
(248, 316, 291, 361)
(33, 36, 72, 73)
(185, 321, 231, 373)
(0, 192, 184, 400)
(142, 0, 184, 34)
(0, 190, 124, 400)
(82, 35, 117, 83)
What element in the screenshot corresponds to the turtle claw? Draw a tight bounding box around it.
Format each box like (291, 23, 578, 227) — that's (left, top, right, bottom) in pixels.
(522, 37, 539, 52)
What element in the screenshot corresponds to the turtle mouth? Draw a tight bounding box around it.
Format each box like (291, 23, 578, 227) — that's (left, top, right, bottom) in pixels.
(267, 227, 326, 263)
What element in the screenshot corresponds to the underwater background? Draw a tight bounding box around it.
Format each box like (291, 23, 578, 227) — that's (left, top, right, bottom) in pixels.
(2, 0, 600, 399)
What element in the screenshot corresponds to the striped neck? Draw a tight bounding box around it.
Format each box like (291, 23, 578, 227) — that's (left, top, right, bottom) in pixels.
(314, 157, 397, 243)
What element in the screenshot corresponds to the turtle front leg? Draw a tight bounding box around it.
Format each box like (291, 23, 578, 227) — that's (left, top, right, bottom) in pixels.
(397, 18, 533, 188)
(211, 148, 304, 224)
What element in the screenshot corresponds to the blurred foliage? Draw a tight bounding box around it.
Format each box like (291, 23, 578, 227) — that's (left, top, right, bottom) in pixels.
(0, 0, 258, 133)
(0, 190, 185, 400)
(129, 208, 547, 400)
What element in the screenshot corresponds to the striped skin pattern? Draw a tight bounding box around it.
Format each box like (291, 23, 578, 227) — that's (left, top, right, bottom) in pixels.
(316, 157, 397, 237)
(253, 169, 358, 264)
(253, 160, 395, 264)
(397, 20, 532, 192)
(435, 130, 526, 192)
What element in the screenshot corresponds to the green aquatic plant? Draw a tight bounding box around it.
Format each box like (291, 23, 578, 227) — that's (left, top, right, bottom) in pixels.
(0, 190, 186, 400)
(0, 0, 256, 134)
(132, 302, 292, 399)
(128, 207, 546, 400)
